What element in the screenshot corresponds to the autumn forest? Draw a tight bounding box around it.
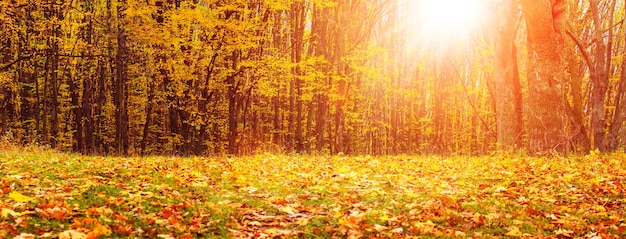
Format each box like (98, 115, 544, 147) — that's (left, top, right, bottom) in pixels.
(1, 0, 626, 156)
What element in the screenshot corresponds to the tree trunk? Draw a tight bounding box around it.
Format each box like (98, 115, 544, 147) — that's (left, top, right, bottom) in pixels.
(1, 31, 11, 136)
(227, 51, 240, 155)
(69, 70, 82, 152)
(291, 2, 306, 153)
(50, 29, 60, 148)
(494, 0, 523, 150)
(114, 0, 129, 155)
(141, 81, 154, 155)
(81, 71, 93, 154)
(520, 0, 567, 154)
(311, 5, 329, 152)
(227, 75, 238, 155)
(607, 1, 626, 151)
(588, 0, 609, 151)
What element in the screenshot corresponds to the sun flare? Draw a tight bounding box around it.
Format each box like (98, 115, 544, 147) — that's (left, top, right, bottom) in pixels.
(406, 0, 491, 48)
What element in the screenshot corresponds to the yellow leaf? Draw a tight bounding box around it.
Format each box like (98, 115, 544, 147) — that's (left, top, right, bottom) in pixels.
(191, 182, 208, 187)
(505, 226, 522, 237)
(9, 191, 33, 203)
(593, 205, 606, 212)
(296, 217, 310, 226)
(280, 206, 297, 215)
(1, 208, 18, 218)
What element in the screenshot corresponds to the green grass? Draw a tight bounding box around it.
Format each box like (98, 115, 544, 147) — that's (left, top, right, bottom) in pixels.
(1, 143, 626, 238)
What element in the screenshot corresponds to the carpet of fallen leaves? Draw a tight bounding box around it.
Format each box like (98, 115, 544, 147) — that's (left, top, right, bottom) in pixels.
(1, 144, 625, 238)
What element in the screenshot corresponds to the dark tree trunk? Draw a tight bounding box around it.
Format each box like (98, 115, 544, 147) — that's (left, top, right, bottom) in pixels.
(141, 81, 154, 155)
(227, 75, 238, 155)
(81, 72, 93, 154)
(315, 94, 327, 151)
(272, 95, 281, 147)
(50, 31, 60, 148)
(69, 70, 82, 152)
(114, 1, 129, 155)
(226, 50, 240, 155)
(94, 58, 107, 154)
(288, 75, 295, 151)
(291, 1, 306, 153)
(1, 32, 11, 136)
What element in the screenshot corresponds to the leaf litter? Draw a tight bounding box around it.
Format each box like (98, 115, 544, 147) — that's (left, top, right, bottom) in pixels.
(0, 145, 625, 238)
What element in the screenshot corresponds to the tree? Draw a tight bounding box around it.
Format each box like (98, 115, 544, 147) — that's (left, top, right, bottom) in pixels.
(519, 0, 568, 153)
(494, 0, 523, 150)
(607, 0, 626, 151)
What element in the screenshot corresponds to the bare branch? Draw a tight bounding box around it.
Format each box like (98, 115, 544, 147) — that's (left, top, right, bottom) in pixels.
(565, 28, 594, 71)
(0, 54, 33, 72)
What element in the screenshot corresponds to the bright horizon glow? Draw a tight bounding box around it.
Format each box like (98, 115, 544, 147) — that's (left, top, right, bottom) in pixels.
(405, 0, 491, 51)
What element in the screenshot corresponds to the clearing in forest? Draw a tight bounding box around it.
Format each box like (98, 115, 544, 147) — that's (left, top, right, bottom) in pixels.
(1, 144, 625, 238)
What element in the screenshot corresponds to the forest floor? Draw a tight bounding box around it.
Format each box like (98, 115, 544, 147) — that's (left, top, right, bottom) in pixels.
(1, 143, 625, 238)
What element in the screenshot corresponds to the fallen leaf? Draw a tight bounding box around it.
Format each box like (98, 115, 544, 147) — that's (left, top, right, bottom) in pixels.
(157, 234, 175, 239)
(505, 226, 522, 237)
(1, 208, 18, 218)
(280, 206, 297, 215)
(554, 228, 573, 237)
(14, 233, 36, 239)
(178, 233, 193, 239)
(373, 224, 388, 232)
(9, 191, 33, 203)
(88, 224, 112, 238)
(618, 224, 626, 234)
(347, 229, 363, 239)
(113, 224, 133, 236)
(58, 230, 87, 239)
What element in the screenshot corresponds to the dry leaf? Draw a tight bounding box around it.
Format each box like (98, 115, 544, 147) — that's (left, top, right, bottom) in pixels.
(58, 230, 87, 239)
(1, 208, 18, 218)
(9, 192, 33, 203)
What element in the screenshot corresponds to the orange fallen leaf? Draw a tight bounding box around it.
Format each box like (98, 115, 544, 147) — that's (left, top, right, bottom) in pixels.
(178, 233, 193, 239)
(113, 224, 133, 236)
(618, 224, 626, 234)
(88, 224, 112, 238)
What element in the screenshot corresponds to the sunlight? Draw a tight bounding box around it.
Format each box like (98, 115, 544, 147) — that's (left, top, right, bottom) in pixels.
(405, 0, 491, 49)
